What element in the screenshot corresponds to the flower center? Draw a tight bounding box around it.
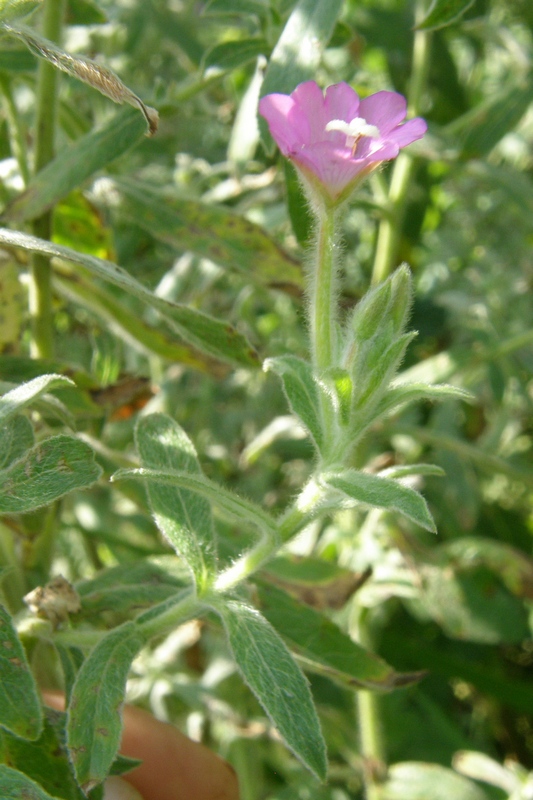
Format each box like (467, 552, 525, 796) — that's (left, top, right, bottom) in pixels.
(325, 117, 380, 155)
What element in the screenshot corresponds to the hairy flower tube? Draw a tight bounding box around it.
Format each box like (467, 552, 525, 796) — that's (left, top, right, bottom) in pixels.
(259, 80, 427, 207)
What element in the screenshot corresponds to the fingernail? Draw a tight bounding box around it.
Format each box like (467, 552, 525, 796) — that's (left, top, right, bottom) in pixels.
(103, 776, 145, 800)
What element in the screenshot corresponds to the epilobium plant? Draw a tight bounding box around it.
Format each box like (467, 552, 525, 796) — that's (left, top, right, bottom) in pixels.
(0, 70, 468, 793)
(103, 82, 463, 787)
(3, 0, 505, 793)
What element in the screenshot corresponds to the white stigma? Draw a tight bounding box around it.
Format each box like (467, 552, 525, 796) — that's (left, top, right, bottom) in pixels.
(325, 117, 380, 154)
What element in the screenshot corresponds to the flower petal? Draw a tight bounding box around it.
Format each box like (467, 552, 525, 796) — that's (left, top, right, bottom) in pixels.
(386, 116, 428, 148)
(258, 93, 303, 156)
(290, 81, 329, 144)
(324, 83, 360, 125)
(359, 91, 407, 135)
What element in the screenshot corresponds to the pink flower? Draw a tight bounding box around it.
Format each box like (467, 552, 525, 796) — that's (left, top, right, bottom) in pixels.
(259, 81, 427, 206)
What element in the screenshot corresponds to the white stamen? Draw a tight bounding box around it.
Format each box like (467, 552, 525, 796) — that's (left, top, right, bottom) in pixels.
(325, 117, 380, 154)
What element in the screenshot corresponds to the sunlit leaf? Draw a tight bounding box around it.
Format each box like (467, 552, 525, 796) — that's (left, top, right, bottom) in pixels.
(0, 227, 259, 368)
(0, 435, 102, 514)
(135, 414, 217, 589)
(0, 373, 73, 426)
(320, 468, 436, 532)
(213, 597, 327, 780)
(6, 109, 149, 224)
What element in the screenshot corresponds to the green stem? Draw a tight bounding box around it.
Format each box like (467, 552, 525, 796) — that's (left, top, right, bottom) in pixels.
(352, 604, 386, 800)
(29, 0, 65, 358)
(370, 3, 430, 286)
(214, 478, 324, 592)
(310, 206, 337, 373)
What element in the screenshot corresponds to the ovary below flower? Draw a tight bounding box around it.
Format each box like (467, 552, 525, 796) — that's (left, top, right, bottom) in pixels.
(259, 81, 427, 207)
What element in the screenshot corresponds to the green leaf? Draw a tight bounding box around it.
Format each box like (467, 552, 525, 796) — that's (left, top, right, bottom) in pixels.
(256, 582, 420, 690)
(416, 0, 476, 32)
(0, 414, 34, 469)
(264, 355, 325, 452)
(442, 537, 533, 600)
(0, 45, 35, 71)
(5, 109, 148, 224)
(0, 373, 73, 426)
(67, 0, 107, 25)
(75, 560, 187, 620)
(376, 382, 473, 420)
(0, 708, 86, 800)
(114, 466, 278, 539)
(67, 621, 144, 793)
(203, 38, 268, 71)
(0, 435, 102, 514)
(213, 597, 327, 780)
(135, 414, 217, 589)
(262, 554, 367, 609)
(0, 602, 42, 739)
(379, 463, 446, 480)
(54, 270, 222, 375)
(284, 160, 314, 247)
(0, 0, 40, 23)
(0, 765, 62, 800)
(0, 227, 259, 368)
(320, 468, 436, 532)
(108, 753, 142, 778)
(352, 332, 416, 414)
(382, 762, 489, 800)
(412, 563, 530, 644)
(445, 80, 533, 158)
(259, 0, 344, 144)
(325, 367, 352, 427)
(203, 0, 268, 14)
(3, 24, 158, 134)
(107, 179, 302, 290)
(55, 645, 84, 704)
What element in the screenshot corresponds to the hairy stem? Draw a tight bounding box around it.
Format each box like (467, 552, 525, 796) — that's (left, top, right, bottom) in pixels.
(310, 206, 337, 373)
(29, 0, 65, 358)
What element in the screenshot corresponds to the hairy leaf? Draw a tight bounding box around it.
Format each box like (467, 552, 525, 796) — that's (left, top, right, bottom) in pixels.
(135, 414, 217, 589)
(214, 598, 327, 780)
(321, 469, 436, 532)
(6, 109, 149, 224)
(67, 621, 144, 793)
(0, 373, 73, 426)
(3, 24, 157, 133)
(0, 766, 63, 800)
(0, 435, 102, 514)
(114, 466, 278, 539)
(0, 414, 34, 470)
(0, 602, 42, 739)
(264, 355, 325, 452)
(0, 227, 259, 368)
